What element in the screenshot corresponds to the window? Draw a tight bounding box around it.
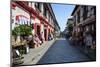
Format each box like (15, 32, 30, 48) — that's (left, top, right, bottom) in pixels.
(80, 6, 84, 22)
(47, 11, 49, 19)
(26, 20, 28, 25)
(12, 19, 14, 23)
(83, 6, 88, 20)
(29, 2, 32, 7)
(80, 6, 83, 17)
(93, 6, 96, 16)
(24, 2, 29, 5)
(74, 16, 76, 26)
(35, 3, 41, 12)
(43, 5, 47, 18)
(77, 10, 80, 23)
(48, 13, 50, 22)
(87, 6, 91, 17)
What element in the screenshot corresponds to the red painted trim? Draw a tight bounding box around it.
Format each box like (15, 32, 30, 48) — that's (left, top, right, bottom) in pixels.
(31, 14, 36, 19)
(16, 15, 29, 19)
(11, 2, 16, 10)
(16, 15, 19, 21)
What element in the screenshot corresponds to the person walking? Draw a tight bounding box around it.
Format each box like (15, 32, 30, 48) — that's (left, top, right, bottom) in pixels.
(40, 32, 44, 43)
(84, 32, 93, 53)
(34, 34, 42, 48)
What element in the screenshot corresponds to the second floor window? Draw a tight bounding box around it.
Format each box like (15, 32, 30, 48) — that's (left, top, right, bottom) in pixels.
(83, 6, 88, 20)
(93, 6, 96, 16)
(23, 1, 29, 6)
(35, 3, 41, 12)
(77, 10, 80, 23)
(43, 5, 47, 18)
(74, 16, 76, 26)
(48, 13, 50, 22)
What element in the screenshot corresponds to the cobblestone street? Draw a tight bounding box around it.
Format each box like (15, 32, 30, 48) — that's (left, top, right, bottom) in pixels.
(37, 38, 92, 65)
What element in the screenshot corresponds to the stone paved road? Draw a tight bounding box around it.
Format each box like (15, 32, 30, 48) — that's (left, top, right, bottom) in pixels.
(37, 38, 92, 65)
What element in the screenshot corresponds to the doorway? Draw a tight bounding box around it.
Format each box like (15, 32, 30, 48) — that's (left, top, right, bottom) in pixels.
(44, 29, 47, 41)
(37, 25, 41, 38)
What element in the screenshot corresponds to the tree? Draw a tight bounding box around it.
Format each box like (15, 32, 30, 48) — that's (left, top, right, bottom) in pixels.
(67, 23, 73, 36)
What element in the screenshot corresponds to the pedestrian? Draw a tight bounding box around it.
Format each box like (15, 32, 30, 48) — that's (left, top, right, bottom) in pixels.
(83, 32, 86, 48)
(70, 33, 75, 45)
(91, 31, 96, 50)
(84, 32, 93, 53)
(41, 32, 45, 43)
(40, 32, 44, 43)
(51, 33, 53, 40)
(27, 35, 33, 48)
(34, 34, 42, 48)
(48, 33, 51, 41)
(69, 36, 73, 45)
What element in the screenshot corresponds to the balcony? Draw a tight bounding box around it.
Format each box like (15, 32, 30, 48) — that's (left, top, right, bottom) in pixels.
(82, 15, 96, 26)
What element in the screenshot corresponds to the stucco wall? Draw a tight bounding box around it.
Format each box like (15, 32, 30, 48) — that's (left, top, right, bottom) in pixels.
(12, 6, 30, 29)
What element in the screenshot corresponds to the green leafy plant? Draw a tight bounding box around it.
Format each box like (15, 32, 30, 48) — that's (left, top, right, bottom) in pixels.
(67, 23, 73, 36)
(12, 25, 32, 37)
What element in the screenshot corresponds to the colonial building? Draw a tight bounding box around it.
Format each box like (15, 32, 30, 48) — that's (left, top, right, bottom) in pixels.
(11, 1, 60, 42)
(71, 5, 96, 41)
(11, 1, 60, 64)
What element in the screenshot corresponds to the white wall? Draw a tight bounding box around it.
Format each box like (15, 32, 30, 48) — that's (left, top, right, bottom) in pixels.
(12, 6, 30, 29)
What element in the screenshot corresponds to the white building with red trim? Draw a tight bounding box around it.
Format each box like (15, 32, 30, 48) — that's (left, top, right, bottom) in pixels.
(11, 1, 60, 43)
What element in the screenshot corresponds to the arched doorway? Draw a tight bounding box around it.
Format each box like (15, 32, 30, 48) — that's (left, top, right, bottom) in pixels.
(44, 29, 47, 41)
(37, 25, 41, 38)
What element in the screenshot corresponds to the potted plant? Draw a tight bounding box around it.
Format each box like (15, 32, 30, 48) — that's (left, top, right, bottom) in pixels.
(12, 25, 32, 59)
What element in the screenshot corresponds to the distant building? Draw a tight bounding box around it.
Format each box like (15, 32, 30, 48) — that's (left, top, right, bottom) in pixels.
(63, 27, 68, 35)
(67, 16, 73, 25)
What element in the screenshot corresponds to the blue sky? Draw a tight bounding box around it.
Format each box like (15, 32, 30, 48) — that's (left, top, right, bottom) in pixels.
(51, 4, 75, 31)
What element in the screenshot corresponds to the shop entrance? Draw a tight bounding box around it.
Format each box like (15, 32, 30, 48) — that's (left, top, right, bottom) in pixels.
(37, 25, 41, 38)
(44, 29, 47, 41)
